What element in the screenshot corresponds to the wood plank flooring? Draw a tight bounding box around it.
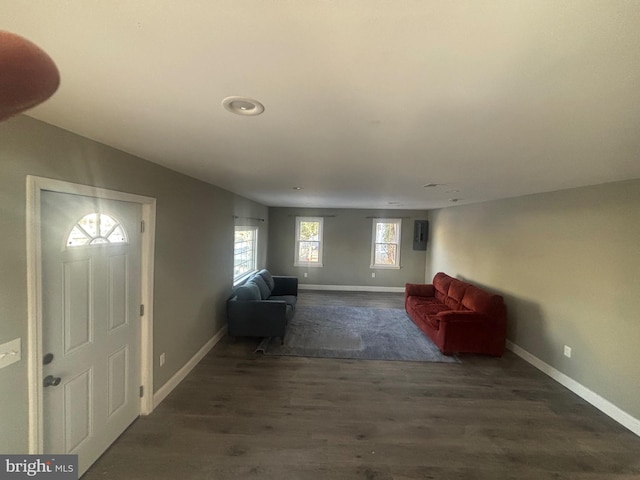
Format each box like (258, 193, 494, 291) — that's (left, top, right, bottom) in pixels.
(84, 291, 640, 479)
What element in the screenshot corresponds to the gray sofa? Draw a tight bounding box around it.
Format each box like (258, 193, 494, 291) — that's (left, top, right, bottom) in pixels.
(227, 269, 298, 342)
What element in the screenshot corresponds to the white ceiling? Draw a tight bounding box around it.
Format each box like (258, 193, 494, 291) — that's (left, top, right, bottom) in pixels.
(6, 1, 640, 209)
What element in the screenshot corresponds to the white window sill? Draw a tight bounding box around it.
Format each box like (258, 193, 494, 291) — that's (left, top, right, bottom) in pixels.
(294, 263, 324, 268)
(370, 265, 401, 270)
(233, 270, 257, 286)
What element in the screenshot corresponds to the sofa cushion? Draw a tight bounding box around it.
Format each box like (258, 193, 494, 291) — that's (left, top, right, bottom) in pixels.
(461, 285, 503, 316)
(446, 279, 468, 308)
(433, 272, 454, 301)
(407, 306, 430, 326)
(425, 314, 441, 330)
(420, 303, 451, 316)
(448, 279, 469, 302)
(404, 283, 435, 298)
(234, 282, 261, 301)
(406, 296, 450, 316)
(406, 295, 443, 308)
(257, 269, 275, 291)
(250, 274, 272, 300)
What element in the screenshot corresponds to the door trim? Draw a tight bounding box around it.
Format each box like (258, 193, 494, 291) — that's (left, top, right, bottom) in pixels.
(26, 175, 157, 454)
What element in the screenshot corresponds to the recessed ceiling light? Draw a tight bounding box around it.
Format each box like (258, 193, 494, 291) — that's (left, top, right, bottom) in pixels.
(423, 183, 445, 188)
(222, 96, 265, 116)
(292, 186, 303, 190)
(449, 198, 460, 203)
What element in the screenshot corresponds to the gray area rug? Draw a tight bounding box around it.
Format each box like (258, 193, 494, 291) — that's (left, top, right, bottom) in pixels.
(257, 305, 460, 363)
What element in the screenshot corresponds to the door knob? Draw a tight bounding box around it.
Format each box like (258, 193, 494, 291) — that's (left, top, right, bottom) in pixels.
(43, 375, 61, 387)
(43, 353, 54, 365)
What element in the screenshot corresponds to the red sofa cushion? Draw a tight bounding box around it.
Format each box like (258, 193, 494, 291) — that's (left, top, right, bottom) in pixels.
(446, 279, 468, 309)
(461, 285, 504, 318)
(433, 272, 453, 303)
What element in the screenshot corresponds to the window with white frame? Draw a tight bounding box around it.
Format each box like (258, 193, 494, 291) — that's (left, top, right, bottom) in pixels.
(294, 217, 324, 267)
(371, 218, 402, 268)
(67, 213, 127, 247)
(234, 226, 258, 281)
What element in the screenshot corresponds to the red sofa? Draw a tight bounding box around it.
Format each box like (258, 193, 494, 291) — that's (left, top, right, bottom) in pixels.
(405, 272, 507, 356)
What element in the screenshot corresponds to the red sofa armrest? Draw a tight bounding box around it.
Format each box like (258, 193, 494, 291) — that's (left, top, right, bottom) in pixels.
(405, 283, 435, 298)
(436, 310, 506, 356)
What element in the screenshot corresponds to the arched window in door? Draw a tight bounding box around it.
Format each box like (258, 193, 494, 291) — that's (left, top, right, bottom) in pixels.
(66, 213, 128, 247)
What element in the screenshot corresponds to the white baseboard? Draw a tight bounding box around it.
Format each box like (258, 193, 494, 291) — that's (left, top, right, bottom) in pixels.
(153, 325, 227, 409)
(299, 284, 405, 293)
(506, 340, 640, 437)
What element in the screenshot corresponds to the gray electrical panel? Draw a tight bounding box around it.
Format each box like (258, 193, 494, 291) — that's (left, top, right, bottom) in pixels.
(413, 220, 429, 250)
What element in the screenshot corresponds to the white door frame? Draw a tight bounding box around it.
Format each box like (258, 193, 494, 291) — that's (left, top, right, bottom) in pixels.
(26, 175, 157, 454)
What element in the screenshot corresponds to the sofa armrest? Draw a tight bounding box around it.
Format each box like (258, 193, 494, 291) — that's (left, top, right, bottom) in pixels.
(405, 283, 435, 298)
(435, 310, 506, 356)
(227, 299, 288, 337)
(272, 276, 298, 296)
(228, 299, 287, 320)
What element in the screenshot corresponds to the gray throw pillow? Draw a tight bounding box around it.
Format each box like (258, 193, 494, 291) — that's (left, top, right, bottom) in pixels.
(235, 282, 261, 301)
(249, 274, 271, 299)
(258, 269, 275, 291)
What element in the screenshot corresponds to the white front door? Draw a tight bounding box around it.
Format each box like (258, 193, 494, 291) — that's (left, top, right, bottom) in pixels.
(40, 191, 142, 476)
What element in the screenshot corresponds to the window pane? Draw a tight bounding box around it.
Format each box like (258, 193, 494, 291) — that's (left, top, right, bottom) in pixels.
(78, 213, 99, 237)
(89, 237, 109, 245)
(374, 243, 397, 265)
(298, 241, 319, 263)
(68, 213, 127, 247)
(376, 222, 398, 243)
(67, 226, 90, 246)
(99, 214, 118, 237)
(233, 227, 257, 280)
(107, 225, 126, 243)
(299, 221, 320, 241)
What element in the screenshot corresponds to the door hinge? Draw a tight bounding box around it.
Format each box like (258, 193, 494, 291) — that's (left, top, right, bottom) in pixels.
(139, 385, 144, 397)
(140, 304, 145, 317)
(140, 220, 145, 233)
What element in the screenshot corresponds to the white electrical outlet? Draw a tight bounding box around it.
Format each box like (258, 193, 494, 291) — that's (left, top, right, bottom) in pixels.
(159, 353, 166, 366)
(371, 272, 376, 278)
(564, 345, 572, 358)
(303, 272, 308, 278)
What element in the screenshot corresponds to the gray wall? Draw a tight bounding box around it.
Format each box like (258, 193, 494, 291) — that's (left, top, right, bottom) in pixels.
(0, 115, 268, 453)
(268, 207, 428, 287)
(426, 179, 640, 421)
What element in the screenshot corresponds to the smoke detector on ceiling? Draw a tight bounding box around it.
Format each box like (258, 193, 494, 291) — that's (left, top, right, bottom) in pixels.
(222, 96, 265, 116)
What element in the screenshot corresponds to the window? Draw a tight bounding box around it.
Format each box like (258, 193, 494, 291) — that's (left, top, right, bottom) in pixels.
(234, 226, 258, 282)
(294, 217, 324, 267)
(371, 218, 402, 268)
(67, 213, 127, 247)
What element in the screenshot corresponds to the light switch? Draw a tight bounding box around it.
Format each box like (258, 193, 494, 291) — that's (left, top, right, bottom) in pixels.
(0, 338, 21, 369)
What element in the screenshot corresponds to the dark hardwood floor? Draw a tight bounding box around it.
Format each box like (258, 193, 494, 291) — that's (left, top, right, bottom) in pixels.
(84, 291, 640, 479)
